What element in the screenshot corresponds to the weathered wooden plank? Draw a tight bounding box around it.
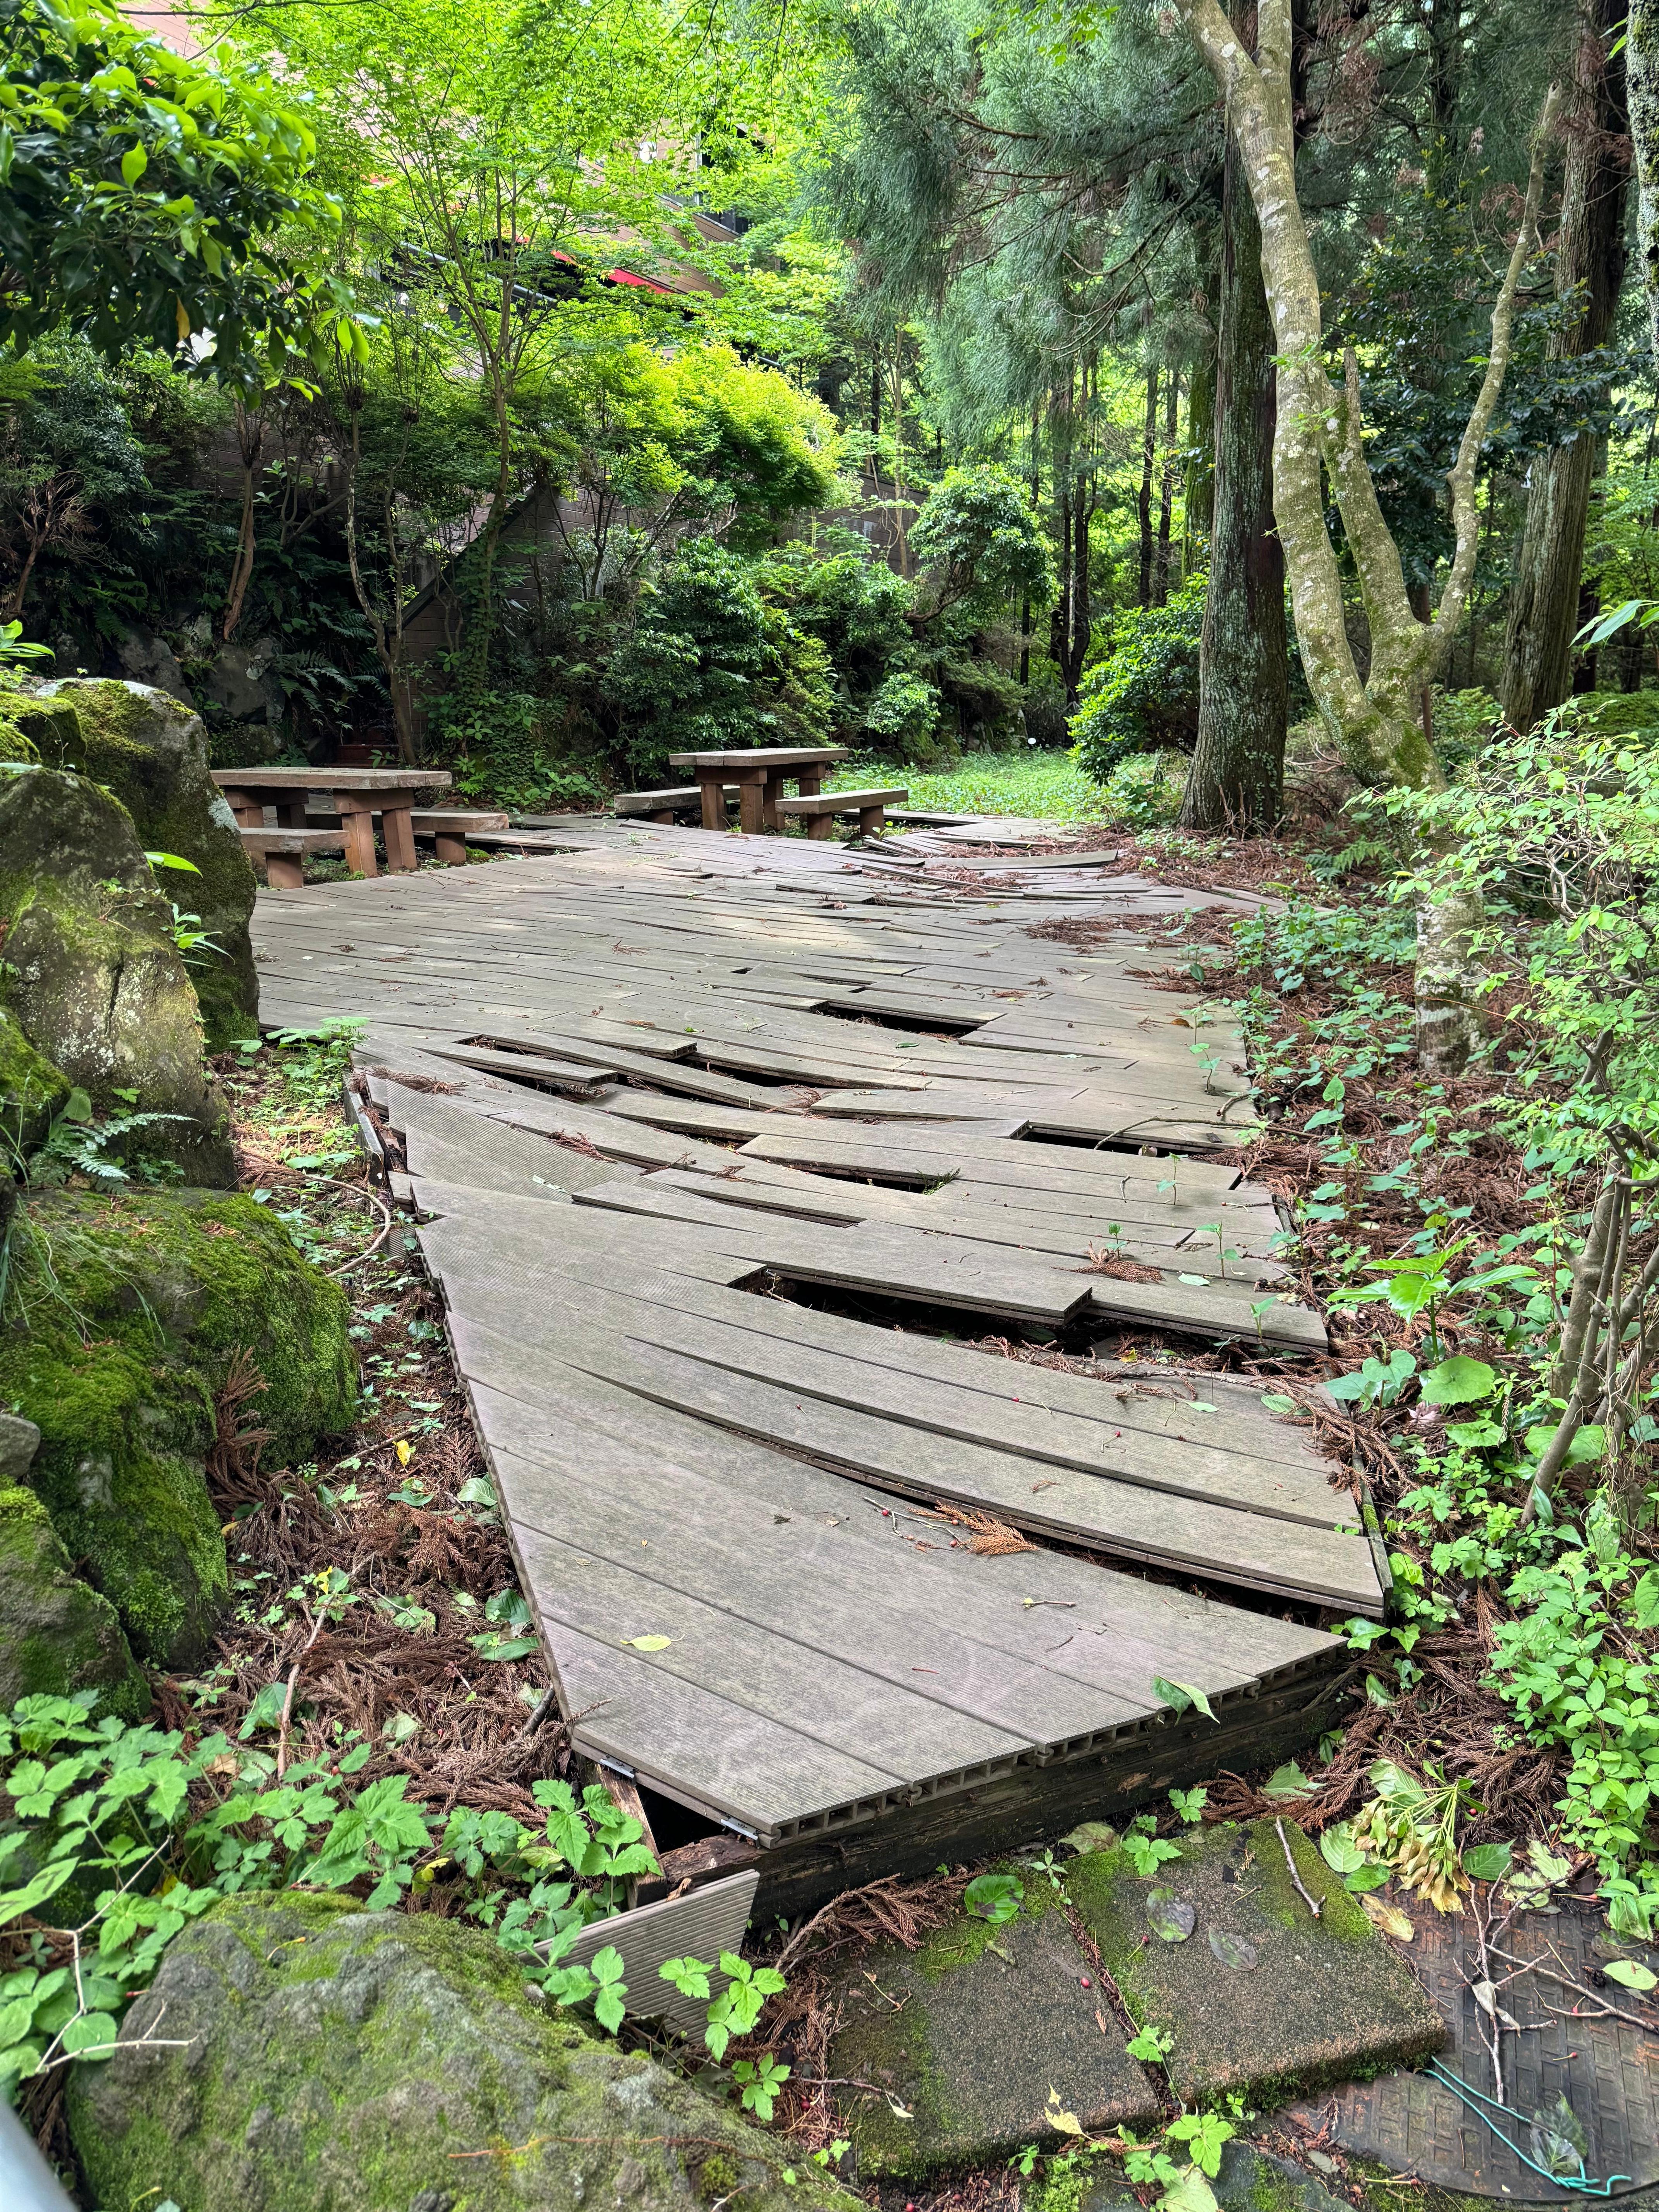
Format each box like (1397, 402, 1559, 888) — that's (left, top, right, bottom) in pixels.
(447, 1319, 1336, 1691)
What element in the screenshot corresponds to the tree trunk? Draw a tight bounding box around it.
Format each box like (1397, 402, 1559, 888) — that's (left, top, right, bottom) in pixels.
(1501, 0, 1629, 731)
(1153, 369, 1179, 605)
(1184, 347, 1216, 558)
(1172, 0, 1558, 1072)
(1138, 361, 1159, 608)
(1181, 71, 1288, 833)
(1629, 0, 1659, 374)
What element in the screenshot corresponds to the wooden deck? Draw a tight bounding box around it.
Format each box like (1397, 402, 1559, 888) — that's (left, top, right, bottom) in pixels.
(251, 820, 1374, 1904)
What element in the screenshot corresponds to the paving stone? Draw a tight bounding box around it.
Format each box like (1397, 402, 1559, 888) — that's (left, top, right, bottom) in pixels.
(1065, 1819, 1445, 2106)
(826, 1877, 1162, 2178)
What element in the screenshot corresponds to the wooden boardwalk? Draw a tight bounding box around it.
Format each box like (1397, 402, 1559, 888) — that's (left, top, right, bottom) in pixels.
(253, 820, 1375, 1903)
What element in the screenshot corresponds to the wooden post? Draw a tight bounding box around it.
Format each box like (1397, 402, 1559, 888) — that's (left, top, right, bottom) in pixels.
(337, 796, 380, 878)
(381, 801, 419, 873)
(273, 797, 307, 828)
(433, 832, 468, 865)
(735, 770, 766, 835)
(761, 769, 782, 833)
(806, 813, 834, 840)
(219, 786, 263, 828)
(699, 773, 725, 831)
(600, 1769, 667, 1907)
(265, 851, 306, 890)
(858, 803, 885, 837)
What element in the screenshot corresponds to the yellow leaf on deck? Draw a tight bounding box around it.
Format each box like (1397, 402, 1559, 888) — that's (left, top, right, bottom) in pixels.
(624, 1635, 672, 1651)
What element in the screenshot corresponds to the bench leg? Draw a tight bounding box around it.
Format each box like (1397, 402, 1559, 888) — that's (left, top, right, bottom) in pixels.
(382, 805, 418, 872)
(858, 805, 885, 837)
(699, 776, 725, 831)
(265, 854, 305, 890)
(761, 770, 782, 833)
(340, 802, 379, 878)
(434, 832, 468, 866)
(737, 775, 766, 835)
(806, 814, 834, 840)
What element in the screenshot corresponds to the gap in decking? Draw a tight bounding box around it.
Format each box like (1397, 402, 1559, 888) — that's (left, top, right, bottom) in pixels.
(809, 1003, 982, 1036)
(1012, 1129, 1190, 1157)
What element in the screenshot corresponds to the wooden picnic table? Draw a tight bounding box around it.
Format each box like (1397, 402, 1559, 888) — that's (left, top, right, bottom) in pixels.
(666, 746, 848, 835)
(214, 765, 452, 879)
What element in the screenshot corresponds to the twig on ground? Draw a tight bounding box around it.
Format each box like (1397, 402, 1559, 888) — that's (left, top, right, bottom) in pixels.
(1276, 1817, 1322, 1918)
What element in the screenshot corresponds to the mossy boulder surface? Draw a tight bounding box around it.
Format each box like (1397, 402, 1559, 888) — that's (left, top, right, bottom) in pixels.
(0, 1005, 70, 1156)
(35, 679, 260, 1049)
(1065, 1820, 1444, 2107)
(0, 1483, 148, 1716)
(0, 1188, 356, 1666)
(68, 1891, 845, 2212)
(0, 690, 81, 767)
(0, 763, 235, 1182)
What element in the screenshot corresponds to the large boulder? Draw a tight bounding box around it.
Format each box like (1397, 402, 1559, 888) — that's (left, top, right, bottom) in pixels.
(68, 1891, 842, 2212)
(0, 1481, 148, 1717)
(35, 678, 260, 1049)
(0, 761, 235, 1182)
(0, 1188, 357, 1668)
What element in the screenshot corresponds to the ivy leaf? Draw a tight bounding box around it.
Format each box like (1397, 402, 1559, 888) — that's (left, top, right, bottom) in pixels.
(58, 2009, 119, 2057)
(1602, 1958, 1657, 1992)
(1462, 1843, 1514, 1883)
(1152, 1676, 1217, 1723)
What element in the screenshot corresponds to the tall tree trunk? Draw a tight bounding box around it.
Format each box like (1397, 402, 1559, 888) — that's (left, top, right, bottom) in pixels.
(1501, 0, 1629, 731)
(1629, 0, 1659, 373)
(1181, 66, 1288, 834)
(1153, 370, 1180, 605)
(1138, 360, 1159, 607)
(1173, 0, 1557, 1071)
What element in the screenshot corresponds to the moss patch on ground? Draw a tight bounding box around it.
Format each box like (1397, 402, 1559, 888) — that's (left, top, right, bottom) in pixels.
(0, 1188, 356, 1665)
(828, 1868, 1159, 2179)
(1065, 1821, 1443, 2108)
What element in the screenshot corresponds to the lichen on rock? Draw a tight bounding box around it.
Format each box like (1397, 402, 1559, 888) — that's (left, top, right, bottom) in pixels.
(0, 1482, 148, 1717)
(34, 678, 259, 1049)
(67, 1891, 845, 2212)
(0, 760, 235, 1182)
(0, 1187, 357, 1667)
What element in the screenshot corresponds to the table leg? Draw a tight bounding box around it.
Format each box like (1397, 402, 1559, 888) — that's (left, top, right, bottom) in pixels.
(700, 775, 725, 831)
(736, 771, 766, 835)
(338, 798, 379, 878)
(795, 769, 823, 797)
(382, 805, 419, 872)
(274, 798, 307, 828)
(221, 788, 263, 828)
(761, 769, 782, 833)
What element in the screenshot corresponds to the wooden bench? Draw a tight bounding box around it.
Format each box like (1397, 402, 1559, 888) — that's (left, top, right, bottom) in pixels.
(410, 809, 510, 865)
(615, 785, 740, 824)
(777, 786, 909, 840)
(239, 827, 346, 889)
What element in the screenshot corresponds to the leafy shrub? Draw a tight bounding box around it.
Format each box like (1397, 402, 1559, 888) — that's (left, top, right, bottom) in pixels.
(607, 537, 833, 779)
(910, 464, 1055, 625)
(1070, 580, 1206, 778)
(862, 668, 939, 754)
(0, 1692, 793, 2100)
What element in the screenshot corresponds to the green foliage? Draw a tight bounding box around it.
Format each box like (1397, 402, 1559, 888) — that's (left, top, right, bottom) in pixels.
(1070, 580, 1206, 777)
(0, 0, 359, 382)
(607, 537, 833, 779)
(909, 463, 1054, 625)
(962, 1869, 1024, 1922)
(829, 747, 1112, 817)
(1, 1689, 793, 2102)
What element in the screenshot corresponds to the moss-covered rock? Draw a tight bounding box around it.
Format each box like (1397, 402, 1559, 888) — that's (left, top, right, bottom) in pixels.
(0, 1188, 357, 1666)
(0, 1484, 148, 1716)
(0, 761, 235, 1183)
(68, 1891, 846, 2212)
(34, 679, 259, 1050)
(0, 1005, 71, 1157)
(0, 690, 81, 767)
